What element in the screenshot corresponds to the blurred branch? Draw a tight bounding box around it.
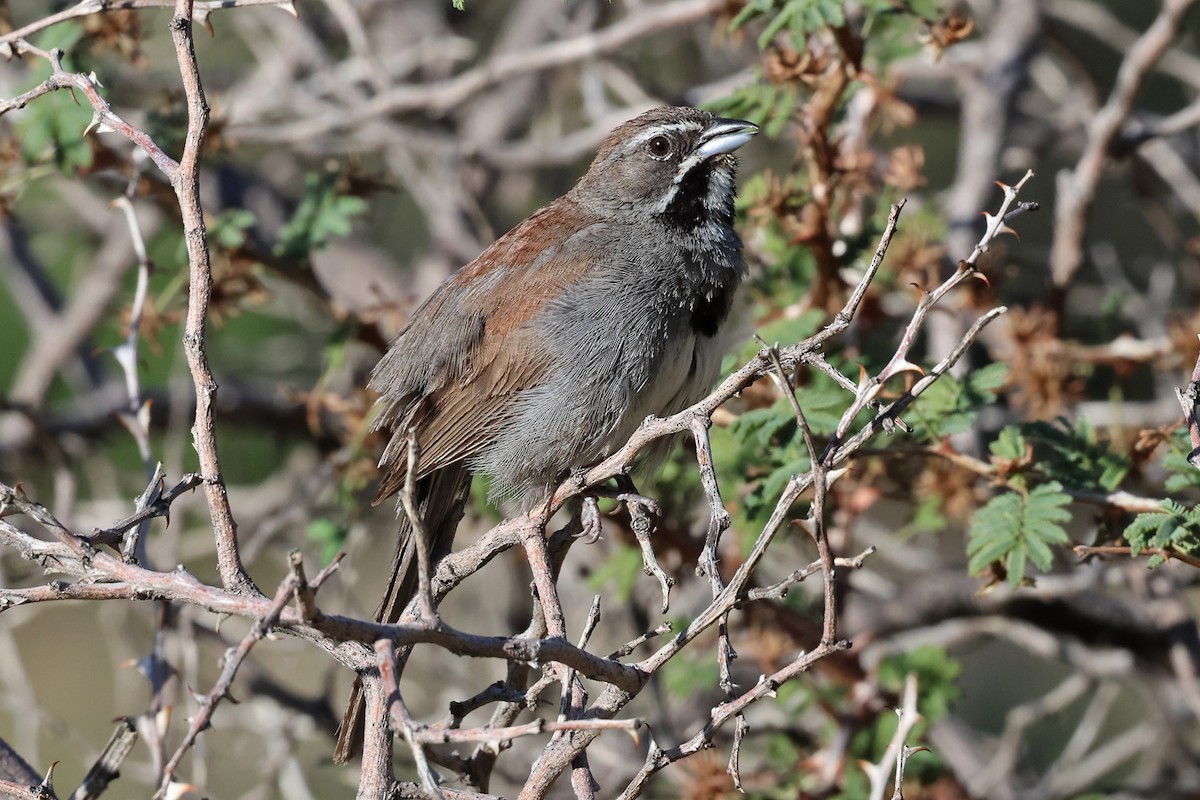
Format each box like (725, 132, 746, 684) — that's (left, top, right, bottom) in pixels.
(68, 720, 138, 800)
(0, 0, 291, 47)
(972, 672, 1093, 797)
(1045, 0, 1200, 91)
(0, 737, 41, 787)
(1049, 0, 1198, 294)
(1, 215, 129, 407)
(232, 0, 725, 142)
(154, 570, 298, 798)
(940, 0, 1040, 257)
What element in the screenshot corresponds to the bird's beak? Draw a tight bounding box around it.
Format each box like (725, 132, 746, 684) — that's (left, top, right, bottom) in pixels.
(695, 117, 759, 160)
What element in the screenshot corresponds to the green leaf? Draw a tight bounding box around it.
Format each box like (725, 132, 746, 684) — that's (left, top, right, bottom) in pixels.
(1124, 500, 1200, 567)
(307, 517, 348, 563)
(705, 84, 797, 141)
(877, 645, 960, 721)
(968, 481, 1072, 586)
(725, 0, 849, 50)
(14, 86, 94, 175)
(274, 172, 368, 263)
(209, 208, 257, 250)
(990, 426, 1027, 461)
(910, 362, 1008, 441)
(731, 402, 797, 448)
(1016, 418, 1130, 493)
(1163, 430, 1200, 492)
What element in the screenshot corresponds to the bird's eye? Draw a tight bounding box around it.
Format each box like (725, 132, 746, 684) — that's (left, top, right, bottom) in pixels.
(646, 135, 672, 160)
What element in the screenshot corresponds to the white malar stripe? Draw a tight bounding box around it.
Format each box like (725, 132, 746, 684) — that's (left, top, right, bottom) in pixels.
(653, 150, 714, 213)
(704, 166, 733, 212)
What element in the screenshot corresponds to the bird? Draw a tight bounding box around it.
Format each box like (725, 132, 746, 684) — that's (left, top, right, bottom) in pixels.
(334, 106, 757, 761)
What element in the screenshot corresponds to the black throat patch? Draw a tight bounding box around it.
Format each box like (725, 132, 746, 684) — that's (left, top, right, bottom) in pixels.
(692, 289, 732, 337)
(663, 161, 731, 231)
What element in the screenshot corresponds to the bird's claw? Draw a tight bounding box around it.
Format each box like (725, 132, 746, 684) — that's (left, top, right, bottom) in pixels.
(578, 496, 603, 544)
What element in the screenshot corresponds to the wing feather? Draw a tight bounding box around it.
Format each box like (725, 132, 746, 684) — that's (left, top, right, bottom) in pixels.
(372, 197, 600, 504)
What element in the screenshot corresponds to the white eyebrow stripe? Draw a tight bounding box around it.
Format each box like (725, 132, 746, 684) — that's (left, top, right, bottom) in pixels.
(623, 122, 703, 150)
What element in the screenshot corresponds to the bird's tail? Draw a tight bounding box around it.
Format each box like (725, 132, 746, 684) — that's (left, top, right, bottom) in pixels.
(333, 464, 472, 762)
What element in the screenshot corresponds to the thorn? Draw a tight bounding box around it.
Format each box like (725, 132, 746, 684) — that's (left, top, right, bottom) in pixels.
(196, 9, 215, 37)
(856, 363, 870, 388)
(163, 780, 202, 800)
(38, 760, 58, 794)
(156, 705, 173, 737)
(882, 359, 926, 382)
(826, 467, 849, 486)
(625, 724, 643, 748)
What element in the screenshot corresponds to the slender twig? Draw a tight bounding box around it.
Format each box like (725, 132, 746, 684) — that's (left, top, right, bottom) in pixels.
(626, 499, 673, 614)
(875, 444, 1167, 514)
(422, 718, 641, 745)
(745, 547, 876, 602)
(692, 415, 731, 585)
(84, 473, 203, 545)
(168, 0, 255, 594)
(1049, 0, 1197, 290)
(1074, 544, 1200, 570)
(608, 622, 672, 660)
(0, 41, 179, 176)
(618, 640, 850, 798)
(0, 0, 291, 46)
(110, 195, 156, 481)
(154, 571, 297, 798)
(376, 640, 443, 799)
(826, 174, 1033, 453)
(289, 549, 319, 623)
(863, 672, 923, 800)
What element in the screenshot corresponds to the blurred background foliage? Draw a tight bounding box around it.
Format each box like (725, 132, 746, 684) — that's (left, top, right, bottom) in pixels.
(2, 0, 1200, 798)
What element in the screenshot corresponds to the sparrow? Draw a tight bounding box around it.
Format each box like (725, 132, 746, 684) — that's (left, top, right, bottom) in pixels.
(335, 106, 757, 761)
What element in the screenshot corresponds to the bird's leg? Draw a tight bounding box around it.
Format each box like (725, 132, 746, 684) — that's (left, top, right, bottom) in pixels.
(614, 475, 673, 613)
(571, 473, 673, 610)
(613, 474, 661, 520)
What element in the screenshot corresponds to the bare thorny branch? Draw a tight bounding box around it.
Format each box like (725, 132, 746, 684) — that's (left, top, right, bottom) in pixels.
(0, 1, 1045, 797)
(0, 168, 1035, 795)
